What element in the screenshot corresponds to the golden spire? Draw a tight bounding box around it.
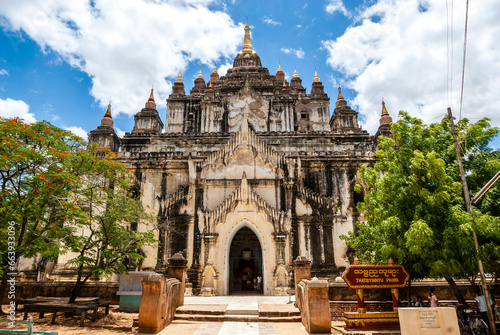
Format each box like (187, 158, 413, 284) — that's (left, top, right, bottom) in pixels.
(337, 86, 344, 100)
(382, 99, 389, 116)
(176, 71, 183, 83)
(293, 67, 299, 78)
(241, 19, 253, 53)
(197, 68, 203, 79)
(213, 65, 217, 74)
(208, 81, 213, 89)
(278, 62, 282, 72)
(104, 102, 112, 118)
(282, 79, 287, 89)
(313, 70, 320, 83)
(148, 87, 154, 101)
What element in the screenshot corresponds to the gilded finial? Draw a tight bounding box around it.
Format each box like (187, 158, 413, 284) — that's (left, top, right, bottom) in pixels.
(176, 71, 183, 83)
(213, 65, 217, 74)
(197, 68, 203, 79)
(337, 86, 344, 100)
(282, 79, 287, 89)
(208, 81, 213, 89)
(241, 19, 253, 53)
(382, 99, 389, 116)
(148, 87, 154, 101)
(278, 62, 282, 72)
(104, 102, 112, 118)
(313, 70, 320, 83)
(293, 67, 299, 78)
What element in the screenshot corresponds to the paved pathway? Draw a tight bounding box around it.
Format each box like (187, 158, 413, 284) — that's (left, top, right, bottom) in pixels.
(154, 295, 314, 335)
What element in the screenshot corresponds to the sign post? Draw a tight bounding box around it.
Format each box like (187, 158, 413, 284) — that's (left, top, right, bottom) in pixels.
(341, 258, 410, 331)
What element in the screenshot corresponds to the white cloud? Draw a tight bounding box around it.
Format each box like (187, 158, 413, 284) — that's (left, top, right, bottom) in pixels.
(0, 97, 36, 123)
(262, 16, 281, 26)
(114, 127, 125, 138)
(326, 0, 349, 17)
(64, 126, 88, 141)
(281, 47, 305, 59)
(297, 24, 303, 28)
(322, 0, 500, 134)
(217, 62, 233, 77)
(0, 69, 8, 76)
(0, 0, 242, 117)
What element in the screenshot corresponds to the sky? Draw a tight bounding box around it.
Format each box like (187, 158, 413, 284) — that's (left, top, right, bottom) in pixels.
(0, 0, 499, 148)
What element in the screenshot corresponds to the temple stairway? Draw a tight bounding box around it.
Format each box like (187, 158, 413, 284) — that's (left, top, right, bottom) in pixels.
(173, 295, 301, 323)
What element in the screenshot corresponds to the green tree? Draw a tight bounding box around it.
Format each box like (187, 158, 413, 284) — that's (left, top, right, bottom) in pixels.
(0, 117, 83, 308)
(0, 117, 156, 306)
(62, 144, 156, 303)
(343, 112, 500, 304)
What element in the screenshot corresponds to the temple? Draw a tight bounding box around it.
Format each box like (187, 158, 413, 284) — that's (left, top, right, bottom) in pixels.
(87, 21, 392, 295)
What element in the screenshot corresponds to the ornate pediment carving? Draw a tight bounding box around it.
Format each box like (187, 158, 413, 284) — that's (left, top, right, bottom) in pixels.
(198, 172, 291, 235)
(201, 115, 292, 180)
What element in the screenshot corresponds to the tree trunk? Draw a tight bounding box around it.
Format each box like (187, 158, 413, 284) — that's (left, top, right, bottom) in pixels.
(445, 277, 469, 307)
(68, 280, 84, 304)
(68, 271, 93, 303)
(0, 267, 9, 315)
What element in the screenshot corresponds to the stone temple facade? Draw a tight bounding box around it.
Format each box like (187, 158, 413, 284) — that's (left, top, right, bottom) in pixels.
(89, 22, 392, 296)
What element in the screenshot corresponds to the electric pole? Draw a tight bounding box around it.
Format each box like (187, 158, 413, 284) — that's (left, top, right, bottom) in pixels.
(447, 107, 496, 334)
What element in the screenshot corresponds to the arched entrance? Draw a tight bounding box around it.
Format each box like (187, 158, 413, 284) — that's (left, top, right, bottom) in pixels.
(228, 227, 263, 294)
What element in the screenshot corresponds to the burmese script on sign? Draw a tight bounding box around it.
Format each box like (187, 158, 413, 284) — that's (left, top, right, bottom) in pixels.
(342, 264, 410, 289)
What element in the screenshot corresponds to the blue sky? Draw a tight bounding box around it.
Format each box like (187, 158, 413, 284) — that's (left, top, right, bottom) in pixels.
(0, 0, 499, 148)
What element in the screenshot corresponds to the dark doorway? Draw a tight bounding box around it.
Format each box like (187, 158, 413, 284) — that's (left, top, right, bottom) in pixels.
(229, 227, 263, 294)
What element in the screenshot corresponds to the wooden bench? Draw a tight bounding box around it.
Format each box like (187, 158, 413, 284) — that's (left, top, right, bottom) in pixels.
(23, 301, 110, 326)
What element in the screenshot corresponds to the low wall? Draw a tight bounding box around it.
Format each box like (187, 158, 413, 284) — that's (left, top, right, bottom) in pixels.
(296, 279, 331, 333)
(11, 282, 119, 304)
(138, 274, 182, 333)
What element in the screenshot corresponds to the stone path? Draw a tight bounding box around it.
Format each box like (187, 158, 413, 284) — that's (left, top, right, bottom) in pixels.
(152, 295, 316, 335)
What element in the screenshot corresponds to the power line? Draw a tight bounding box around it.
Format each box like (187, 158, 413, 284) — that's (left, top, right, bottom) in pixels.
(459, 0, 470, 122)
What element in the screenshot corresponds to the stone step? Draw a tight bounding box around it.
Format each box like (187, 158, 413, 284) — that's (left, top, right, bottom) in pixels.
(174, 302, 302, 323)
(259, 311, 301, 317)
(173, 313, 302, 323)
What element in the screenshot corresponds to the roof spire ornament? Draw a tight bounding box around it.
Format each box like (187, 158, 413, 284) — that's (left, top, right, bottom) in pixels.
(335, 86, 347, 108)
(148, 87, 155, 101)
(313, 70, 320, 83)
(381, 99, 389, 116)
(213, 65, 217, 74)
(278, 62, 282, 72)
(100, 102, 114, 127)
(337, 86, 344, 100)
(146, 87, 157, 109)
(293, 67, 299, 78)
(176, 71, 183, 83)
(282, 79, 287, 90)
(197, 68, 203, 79)
(379, 98, 393, 126)
(104, 102, 112, 118)
(241, 19, 254, 53)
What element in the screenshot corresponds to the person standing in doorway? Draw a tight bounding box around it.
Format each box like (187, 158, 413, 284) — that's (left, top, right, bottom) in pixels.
(257, 274, 262, 293)
(428, 287, 439, 307)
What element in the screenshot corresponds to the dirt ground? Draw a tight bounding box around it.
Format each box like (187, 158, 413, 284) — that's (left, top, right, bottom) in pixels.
(2, 305, 138, 334)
